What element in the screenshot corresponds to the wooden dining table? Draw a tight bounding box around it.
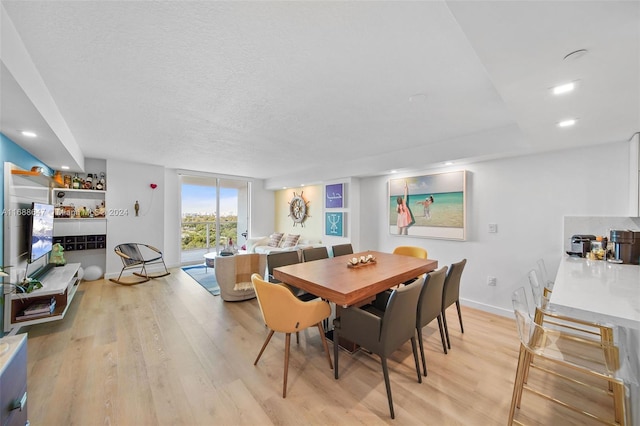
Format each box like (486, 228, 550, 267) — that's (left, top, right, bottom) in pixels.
(273, 250, 438, 307)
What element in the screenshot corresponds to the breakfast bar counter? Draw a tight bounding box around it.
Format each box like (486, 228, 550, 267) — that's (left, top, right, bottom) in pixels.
(550, 255, 640, 425)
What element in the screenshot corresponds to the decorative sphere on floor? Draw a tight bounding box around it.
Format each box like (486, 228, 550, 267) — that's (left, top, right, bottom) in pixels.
(83, 265, 103, 281)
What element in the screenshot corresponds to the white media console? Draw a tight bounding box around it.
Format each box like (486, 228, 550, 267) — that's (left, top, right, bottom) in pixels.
(3, 263, 81, 334)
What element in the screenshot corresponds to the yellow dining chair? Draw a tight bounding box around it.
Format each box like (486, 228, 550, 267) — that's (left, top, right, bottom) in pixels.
(393, 246, 428, 285)
(393, 245, 428, 259)
(251, 273, 333, 398)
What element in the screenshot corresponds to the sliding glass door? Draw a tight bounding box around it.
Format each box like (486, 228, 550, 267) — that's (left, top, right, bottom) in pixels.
(180, 174, 249, 265)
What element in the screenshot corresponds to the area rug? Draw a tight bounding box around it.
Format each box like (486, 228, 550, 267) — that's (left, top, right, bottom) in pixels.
(182, 265, 221, 296)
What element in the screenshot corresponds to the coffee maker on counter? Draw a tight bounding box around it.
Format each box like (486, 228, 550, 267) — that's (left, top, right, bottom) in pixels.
(609, 230, 640, 265)
(568, 235, 597, 257)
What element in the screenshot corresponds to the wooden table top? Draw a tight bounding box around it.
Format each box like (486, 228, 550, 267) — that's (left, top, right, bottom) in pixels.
(273, 250, 438, 306)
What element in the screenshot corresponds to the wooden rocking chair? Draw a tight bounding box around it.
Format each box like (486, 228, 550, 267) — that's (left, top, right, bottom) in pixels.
(110, 243, 170, 285)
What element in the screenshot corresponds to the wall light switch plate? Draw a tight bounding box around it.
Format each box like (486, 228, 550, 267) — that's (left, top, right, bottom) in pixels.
(488, 223, 498, 233)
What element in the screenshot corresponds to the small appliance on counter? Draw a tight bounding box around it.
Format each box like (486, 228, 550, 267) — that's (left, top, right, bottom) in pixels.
(567, 235, 597, 257)
(609, 230, 640, 265)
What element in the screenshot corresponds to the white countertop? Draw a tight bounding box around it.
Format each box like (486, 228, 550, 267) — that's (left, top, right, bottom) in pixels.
(550, 256, 640, 330)
(551, 256, 640, 426)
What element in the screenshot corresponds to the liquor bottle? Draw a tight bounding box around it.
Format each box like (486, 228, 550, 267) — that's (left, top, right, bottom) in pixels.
(72, 173, 81, 189)
(85, 173, 93, 189)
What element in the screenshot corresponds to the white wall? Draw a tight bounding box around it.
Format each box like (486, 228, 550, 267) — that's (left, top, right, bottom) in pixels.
(360, 141, 632, 317)
(249, 179, 275, 238)
(163, 168, 181, 268)
(105, 160, 166, 277)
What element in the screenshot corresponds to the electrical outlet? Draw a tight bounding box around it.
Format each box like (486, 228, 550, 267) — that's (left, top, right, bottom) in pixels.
(487, 276, 497, 286)
(488, 223, 498, 233)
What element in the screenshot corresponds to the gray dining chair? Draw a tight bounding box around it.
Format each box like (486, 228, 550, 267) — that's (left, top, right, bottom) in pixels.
(331, 243, 354, 257)
(302, 246, 329, 262)
(333, 276, 424, 419)
(416, 267, 449, 376)
(267, 251, 317, 302)
(442, 258, 467, 349)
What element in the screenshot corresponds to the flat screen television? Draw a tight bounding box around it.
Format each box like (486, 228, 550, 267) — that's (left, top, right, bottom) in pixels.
(28, 202, 54, 263)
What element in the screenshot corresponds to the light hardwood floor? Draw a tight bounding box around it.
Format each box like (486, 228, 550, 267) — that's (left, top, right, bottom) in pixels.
(21, 268, 619, 425)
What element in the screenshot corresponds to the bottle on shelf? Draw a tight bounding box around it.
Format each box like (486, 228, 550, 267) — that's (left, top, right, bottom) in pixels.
(72, 173, 81, 189)
(96, 172, 106, 190)
(84, 173, 93, 189)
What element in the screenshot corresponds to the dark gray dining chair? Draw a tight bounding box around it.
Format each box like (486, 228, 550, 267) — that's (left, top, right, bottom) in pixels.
(267, 251, 317, 302)
(331, 243, 354, 257)
(302, 246, 329, 262)
(442, 259, 467, 349)
(267, 251, 300, 283)
(333, 276, 424, 419)
(416, 266, 449, 376)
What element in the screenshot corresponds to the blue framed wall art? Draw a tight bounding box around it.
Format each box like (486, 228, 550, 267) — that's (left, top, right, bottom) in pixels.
(325, 212, 344, 237)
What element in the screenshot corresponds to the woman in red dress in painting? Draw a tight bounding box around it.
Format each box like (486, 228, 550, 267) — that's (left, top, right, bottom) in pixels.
(396, 181, 412, 235)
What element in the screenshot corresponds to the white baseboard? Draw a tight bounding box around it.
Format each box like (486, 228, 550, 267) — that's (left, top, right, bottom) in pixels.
(460, 298, 513, 319)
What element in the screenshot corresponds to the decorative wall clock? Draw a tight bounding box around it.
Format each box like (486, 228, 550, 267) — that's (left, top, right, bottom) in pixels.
(288, 191, 310, 226)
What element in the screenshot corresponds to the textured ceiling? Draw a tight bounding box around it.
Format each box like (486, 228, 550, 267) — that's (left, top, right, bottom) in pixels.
(1, 1, 638, 189)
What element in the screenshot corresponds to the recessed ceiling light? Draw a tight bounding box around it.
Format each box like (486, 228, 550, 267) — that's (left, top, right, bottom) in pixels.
(21, 131, 37, 137)
(390, 170, 398, 174)
(61, 166, 70, 170)
(552, 82, 575, 95)
(558, 119, 577, 128)
(409, 93, 428, 102)
(444, 162, 453, 166)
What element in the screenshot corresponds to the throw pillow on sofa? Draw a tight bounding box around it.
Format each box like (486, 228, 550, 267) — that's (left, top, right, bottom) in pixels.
(280, 234, 300, 248)
(268, 233, 284, 247)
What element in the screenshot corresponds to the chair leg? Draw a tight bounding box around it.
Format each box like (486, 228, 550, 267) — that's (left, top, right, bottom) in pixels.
(410, 336, 422, 383)
(254, 329, 275, 365)
(612, 380, 625, 425)
(436, 315, 448, 354)
(283, 333, 291, 398)
(442, 310, 451, 349)
(296, 331, 299, 345)
(417, 327, 427, 377)
(333, 327, 340, 379)
(381, 356, 395, 419)
(455, 300, 464, 333)
(316, 323, 333, 370)
(508, 345, 528, 424)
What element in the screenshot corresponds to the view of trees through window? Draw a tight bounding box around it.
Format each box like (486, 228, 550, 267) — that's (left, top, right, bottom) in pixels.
(180, 177, 248, 254)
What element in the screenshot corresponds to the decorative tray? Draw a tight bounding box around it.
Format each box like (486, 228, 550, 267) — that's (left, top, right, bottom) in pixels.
(347, 255, 377, 268)
(347, 260, 377, 269)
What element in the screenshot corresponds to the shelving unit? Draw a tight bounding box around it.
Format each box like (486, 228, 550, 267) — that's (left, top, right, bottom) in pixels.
(52, 187, 106, 219)
(5, 263, 81, 332)
(11, 169, 61, 189)
(51, 185, 107, 277)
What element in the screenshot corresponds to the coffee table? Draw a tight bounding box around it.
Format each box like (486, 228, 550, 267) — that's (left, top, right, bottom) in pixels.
(203, 252, 216, 272)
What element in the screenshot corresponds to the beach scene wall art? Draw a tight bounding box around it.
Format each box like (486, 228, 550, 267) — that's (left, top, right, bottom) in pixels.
(389, 170, 466, 240)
